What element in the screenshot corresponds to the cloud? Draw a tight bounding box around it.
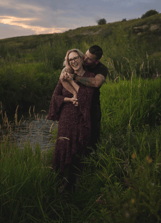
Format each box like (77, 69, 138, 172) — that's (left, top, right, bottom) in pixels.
(0, 0, 160, 39)
(0, 16, 68, 34)
(123, 0, 153, 6)
(127, 3, 134, 6)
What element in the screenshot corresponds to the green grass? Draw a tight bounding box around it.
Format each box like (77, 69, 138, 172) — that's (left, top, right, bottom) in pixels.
(1, 76, 161, 222)
(0, 13, 161, 222)
(100, 77, 161, 133)
(0, 14, 161, 112)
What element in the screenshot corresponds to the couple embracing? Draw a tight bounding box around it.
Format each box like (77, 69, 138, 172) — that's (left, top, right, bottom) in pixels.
(47, 45, 108, 192)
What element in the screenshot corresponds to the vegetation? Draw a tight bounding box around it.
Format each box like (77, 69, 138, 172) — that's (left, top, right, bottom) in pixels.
(97, 18, 107, 25)
(0, 12, 161, 223)
(0, 13, 161, 113)
(0, 77, 161, 222)
(141, 9, 159, 19)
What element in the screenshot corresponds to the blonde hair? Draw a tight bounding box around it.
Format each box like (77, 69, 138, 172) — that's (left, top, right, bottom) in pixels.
(63, 49, 84, 72)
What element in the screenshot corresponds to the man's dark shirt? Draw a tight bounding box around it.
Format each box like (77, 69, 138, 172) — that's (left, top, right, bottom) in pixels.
(85, 62, 108, 122)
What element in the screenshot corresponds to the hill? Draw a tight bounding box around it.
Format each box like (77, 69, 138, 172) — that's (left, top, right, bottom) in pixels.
(0, 13, 161, 54)
(0, 13, 161, 113)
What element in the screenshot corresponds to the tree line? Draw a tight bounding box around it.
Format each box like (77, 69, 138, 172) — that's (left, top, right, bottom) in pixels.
(97, 9, 160, 25)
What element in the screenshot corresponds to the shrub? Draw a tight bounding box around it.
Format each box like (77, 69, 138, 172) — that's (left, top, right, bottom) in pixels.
(97, 18, 106, 25)
(122, 18, 127, 22)
(141, 9, 159, 19)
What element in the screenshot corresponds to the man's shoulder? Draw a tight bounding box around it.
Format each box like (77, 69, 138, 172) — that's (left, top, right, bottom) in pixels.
(95, 62, 108, 78)
(84, 62, 108, 77)
(97, 62, 108, 72)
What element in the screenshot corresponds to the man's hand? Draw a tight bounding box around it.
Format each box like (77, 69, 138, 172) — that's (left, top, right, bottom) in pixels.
(66, 73, 73, 81)
(60, 68, 74, 81)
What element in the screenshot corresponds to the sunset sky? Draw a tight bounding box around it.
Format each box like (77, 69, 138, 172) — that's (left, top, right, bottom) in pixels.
(0, 0, 160, 40)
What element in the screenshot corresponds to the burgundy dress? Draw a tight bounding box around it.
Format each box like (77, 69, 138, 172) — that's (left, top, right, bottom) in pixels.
(47, 71, 95, 173)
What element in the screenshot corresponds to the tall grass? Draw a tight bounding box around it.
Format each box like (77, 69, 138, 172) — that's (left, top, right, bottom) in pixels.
(100, 77, 161, 134)
(0, 61, 61, 112)
(1, 75, 161, 222)
(0, 17, 161, 222)
(1, 25, 161, 112)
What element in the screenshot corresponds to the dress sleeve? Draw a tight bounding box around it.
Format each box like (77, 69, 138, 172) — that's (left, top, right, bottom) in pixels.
(77, 72, 95, 129)
(47, 80, 65, 121)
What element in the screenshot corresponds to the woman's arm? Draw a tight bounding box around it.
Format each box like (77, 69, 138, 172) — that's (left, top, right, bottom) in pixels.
(64, 96, 77, 104)
(68, 79, 80, 93)
(61, 80, 77, 97)
(53, 80, 77, 104)
(61, 78, 79, 106)
(47, 80, 78, 121)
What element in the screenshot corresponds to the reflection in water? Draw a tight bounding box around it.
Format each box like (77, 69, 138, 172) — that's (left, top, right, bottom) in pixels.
(0, 109, 58, 151)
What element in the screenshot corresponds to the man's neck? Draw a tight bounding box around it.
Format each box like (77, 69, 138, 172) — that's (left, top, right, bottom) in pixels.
(87, 62, 99, 69)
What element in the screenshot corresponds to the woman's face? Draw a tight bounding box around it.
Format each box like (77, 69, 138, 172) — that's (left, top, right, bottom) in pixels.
(68, 52, 82, 71)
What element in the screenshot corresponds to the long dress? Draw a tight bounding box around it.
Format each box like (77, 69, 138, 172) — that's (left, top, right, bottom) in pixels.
(47, 71, 95, 173)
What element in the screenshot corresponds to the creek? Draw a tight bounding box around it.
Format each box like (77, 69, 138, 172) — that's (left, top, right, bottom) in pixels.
(0, 106, 58, 151)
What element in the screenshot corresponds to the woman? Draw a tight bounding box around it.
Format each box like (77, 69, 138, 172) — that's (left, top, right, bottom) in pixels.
(47, 49, 95, 191)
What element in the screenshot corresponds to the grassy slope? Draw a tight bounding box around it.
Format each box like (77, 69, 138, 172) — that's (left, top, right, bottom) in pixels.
(1, 14, 161, 223)
(0, 13, 161, 54)
(0, 14, 161, 113)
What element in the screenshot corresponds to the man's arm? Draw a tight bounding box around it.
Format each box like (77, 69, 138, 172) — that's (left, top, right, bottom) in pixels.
(60, 68, 77, 96)
(75, 74, 106, 88)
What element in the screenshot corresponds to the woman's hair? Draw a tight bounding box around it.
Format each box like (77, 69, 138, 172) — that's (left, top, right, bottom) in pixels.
(63, 49, 84, 72)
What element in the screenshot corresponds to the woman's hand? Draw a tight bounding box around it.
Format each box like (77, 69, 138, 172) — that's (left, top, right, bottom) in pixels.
(73, 93, 78, 106)
(64, 96, 78, 106)
(70, 95, 78, 106)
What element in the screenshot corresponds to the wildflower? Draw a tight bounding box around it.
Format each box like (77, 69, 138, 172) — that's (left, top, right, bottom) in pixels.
(90, 217, 96, 222)
(96, 195, 103, 204)
(132, 152, 136, 159)
(125, 211, 130, 218)
(131, 198, 135, 204)
(124, 178, 130, 186)
(146, 155, 152, 163)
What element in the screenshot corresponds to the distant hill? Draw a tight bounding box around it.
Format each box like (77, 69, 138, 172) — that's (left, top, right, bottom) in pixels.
(0, 13, 161, 54)
(0, 13, 161, 113)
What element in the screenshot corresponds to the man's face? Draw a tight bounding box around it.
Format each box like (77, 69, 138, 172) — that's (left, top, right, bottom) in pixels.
(84, 50, 98, 67)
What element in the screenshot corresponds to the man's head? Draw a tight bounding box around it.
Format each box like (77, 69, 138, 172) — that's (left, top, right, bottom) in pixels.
(84, 45, 103, 67)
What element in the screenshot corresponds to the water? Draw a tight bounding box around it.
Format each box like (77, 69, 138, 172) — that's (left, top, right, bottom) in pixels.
(0, 107, 58, 151)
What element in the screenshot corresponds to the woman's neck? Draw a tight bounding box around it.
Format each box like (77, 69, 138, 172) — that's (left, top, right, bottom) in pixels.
(74, 67, 85, 76)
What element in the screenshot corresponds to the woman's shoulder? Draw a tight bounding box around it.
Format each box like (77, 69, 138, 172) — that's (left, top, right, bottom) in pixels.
(84, 71, 95, 78)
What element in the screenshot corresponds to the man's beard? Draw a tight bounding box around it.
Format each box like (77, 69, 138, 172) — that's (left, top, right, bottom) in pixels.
(83, 61, 96, 67)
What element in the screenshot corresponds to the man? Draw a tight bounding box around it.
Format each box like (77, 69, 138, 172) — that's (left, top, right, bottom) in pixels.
(60, 45, 108, 151)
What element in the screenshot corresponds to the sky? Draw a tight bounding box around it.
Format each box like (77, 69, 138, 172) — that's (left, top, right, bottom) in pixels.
(0, 0, 160, 40)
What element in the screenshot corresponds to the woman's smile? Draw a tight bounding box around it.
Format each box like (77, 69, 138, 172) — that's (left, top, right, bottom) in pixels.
(68, 52, 82, 70)
(72, 62, 79, 68)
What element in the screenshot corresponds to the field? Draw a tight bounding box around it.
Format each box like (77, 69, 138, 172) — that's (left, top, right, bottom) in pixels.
(0, 13, 161, 112)
(0, 14, 161, 222)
